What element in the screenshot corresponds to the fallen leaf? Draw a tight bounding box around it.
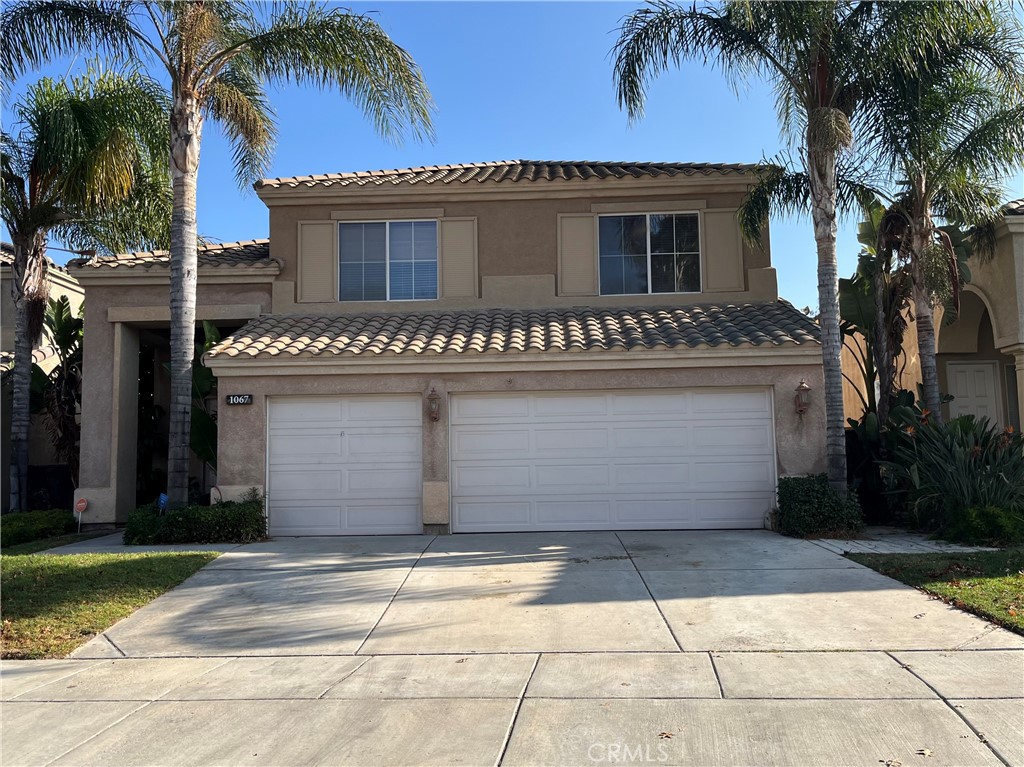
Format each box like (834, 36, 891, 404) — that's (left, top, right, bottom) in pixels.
(879, 759, 902, 767)
(913, 613, 926, 620)
(917, 748, 933, 757)
(658, 732, 673, 739)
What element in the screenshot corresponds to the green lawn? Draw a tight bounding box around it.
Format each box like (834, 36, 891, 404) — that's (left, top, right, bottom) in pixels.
(1, 549, 218, 659)
(2, 532, 111, 555)
(848, 548, 1024, 634)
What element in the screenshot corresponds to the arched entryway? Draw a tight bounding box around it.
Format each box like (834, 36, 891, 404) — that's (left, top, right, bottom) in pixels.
(936, 290, 1020, 428)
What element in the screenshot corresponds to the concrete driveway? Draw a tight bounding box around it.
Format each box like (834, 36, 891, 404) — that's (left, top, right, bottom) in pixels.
(3, 531, 1022, 766)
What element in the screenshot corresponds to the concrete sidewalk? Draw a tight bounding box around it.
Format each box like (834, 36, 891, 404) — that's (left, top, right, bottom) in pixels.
(4, 531, 1022, 766)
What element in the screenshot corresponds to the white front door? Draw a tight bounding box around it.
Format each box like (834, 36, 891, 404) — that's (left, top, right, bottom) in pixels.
(449, 389, 776, 532)
(266, 395, 422, 535)
(947, 362, 1002, 422)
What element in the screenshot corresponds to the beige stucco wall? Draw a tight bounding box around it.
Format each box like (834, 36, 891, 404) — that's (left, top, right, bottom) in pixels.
(213, 356, 826, 531)
(268, 186, 777, 315)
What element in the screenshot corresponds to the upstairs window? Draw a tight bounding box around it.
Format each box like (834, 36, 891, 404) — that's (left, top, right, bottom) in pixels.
(339, 220, 438, 301)
(598, 213, 700, 295)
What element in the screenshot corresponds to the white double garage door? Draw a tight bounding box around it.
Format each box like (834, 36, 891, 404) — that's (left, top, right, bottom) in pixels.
(267, 389, 776, 535)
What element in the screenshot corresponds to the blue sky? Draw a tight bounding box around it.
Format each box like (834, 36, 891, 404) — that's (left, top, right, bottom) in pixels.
(3, 1, 1022, 311)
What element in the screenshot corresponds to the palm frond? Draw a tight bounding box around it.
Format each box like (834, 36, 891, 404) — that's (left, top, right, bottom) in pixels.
(209, 2, 433, 144)
(203, 61, 276, 187)
(0, 1, 139, 90)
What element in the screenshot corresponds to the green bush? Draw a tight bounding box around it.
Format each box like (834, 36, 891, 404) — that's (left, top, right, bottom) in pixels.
(776, 474, 863, 537)
(881, 415, 1024, 534)
(124, 491, 266, 545)
(1, 509, 77, 548)
(944, 506, 1024, 547)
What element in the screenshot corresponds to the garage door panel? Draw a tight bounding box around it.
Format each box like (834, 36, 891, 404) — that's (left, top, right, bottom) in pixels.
(536, 500, 612, 525)
(534, 427, 608, 452)
(611, 392, 690, 416)
(268, 434, 341, 462)
(451, 390, 775, 532)
(533, 394, 608, 417)
(691, 389, 771, 416)
(613, 426, 689, 450)
(613, 462, 689, 487)
(452, 429, 531, 458)
(452, 395, 529, 420)
(267, 395, 422, 535)
(453, 501, 532, 530)
(692, 424, 772, 453)
(454, 464, 532, 490)
(268, 469, 343, 494)
(535, 464, 610, 488)
(347, 467, 421, 493)
(269, 399, 344, 423)
(346, 398, 421, 422)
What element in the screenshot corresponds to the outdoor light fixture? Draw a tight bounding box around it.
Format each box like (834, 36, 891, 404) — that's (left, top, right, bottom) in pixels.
(427, 388, 441, 422)
(794, 379, 811, 415)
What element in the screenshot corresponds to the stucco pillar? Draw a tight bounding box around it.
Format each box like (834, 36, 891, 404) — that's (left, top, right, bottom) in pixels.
(422, 380, 450, 530)
(1010, 346, 1024, 431)
(75, 321, 139, 525)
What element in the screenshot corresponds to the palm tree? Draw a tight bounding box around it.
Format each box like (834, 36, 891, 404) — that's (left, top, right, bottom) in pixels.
(2, 1, 434, 506)
(30, 296, 84, 485)
(860, 35, 1024, 419)
(2, 69, 170, 511)
(615, 0, 1019, 490)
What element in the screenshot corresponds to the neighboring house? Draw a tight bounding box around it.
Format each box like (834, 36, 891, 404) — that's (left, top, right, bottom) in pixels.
(1, 241, 85, 511)
(843, 200, 1024, 430)
(68, 160, 825, 534)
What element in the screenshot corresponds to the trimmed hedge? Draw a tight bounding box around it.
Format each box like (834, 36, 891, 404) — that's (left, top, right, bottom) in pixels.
(1, 509, 77, 548)
(776, 474, 863, 538)
(124, 495, 266, 545)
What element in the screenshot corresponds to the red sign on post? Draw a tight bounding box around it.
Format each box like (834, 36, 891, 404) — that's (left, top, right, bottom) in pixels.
(74, 498, 88, 514)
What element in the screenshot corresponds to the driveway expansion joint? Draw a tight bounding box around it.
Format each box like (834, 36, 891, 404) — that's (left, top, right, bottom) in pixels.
(495, 653, 541, 767)
(883, 651, 1013, 767)
(613, 532, 684, 652)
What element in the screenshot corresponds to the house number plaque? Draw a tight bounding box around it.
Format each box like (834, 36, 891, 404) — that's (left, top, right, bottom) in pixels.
(225, 394, 254, 406)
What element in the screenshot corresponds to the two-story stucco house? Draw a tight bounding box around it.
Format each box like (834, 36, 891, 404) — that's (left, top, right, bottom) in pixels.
(68, 160, 825, 535)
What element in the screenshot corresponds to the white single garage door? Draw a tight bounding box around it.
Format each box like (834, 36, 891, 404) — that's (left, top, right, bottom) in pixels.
(267, 395, 422, 535)
(450, 389, 775, 532)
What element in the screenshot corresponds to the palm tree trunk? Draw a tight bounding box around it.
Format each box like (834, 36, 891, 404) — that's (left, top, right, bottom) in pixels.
(8, 287, 32, 513)
(912, 256, 943, 421)
(807, 147, 848, 492)
(872, 259, 891, 424)
(7, 234, 49, 512)
(167, 92, 203, 507)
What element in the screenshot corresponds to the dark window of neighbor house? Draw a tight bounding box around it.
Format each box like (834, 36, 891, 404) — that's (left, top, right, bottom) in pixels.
(339, 220, 438, 301)
(599, 212, 700, 295)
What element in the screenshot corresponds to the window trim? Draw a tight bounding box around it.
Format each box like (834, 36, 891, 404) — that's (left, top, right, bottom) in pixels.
(596, 210, 703, 296)
(337, 218, 439, 303)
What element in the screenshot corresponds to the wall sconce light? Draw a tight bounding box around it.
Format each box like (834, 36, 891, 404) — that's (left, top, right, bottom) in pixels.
(427, 388, 441, 422)
(794, 379, 811, 415)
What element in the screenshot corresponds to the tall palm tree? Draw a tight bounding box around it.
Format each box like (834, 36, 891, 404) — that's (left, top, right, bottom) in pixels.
(615, 0, 1018, 490)
(2, 1, 434, 506)
(861, 37, 1024, 419)
(2, 69, 170, 511)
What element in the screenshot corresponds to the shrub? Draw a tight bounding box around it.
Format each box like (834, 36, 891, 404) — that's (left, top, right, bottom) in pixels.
(124, 491, 266, 545)
(944, 506, 1024, 547)
(776, 474, 863, 537)
(0, 509, 77, 548)
(881, 415, 1024, 533)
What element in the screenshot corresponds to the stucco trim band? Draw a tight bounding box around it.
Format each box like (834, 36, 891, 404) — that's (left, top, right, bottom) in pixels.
(206, 346, 821, 376)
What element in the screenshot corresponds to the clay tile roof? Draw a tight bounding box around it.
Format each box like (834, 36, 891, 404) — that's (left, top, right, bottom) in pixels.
(66, 239, 277, 271)
(256, 160, 757, 191)
(1003, 198, 1024, 216)
(206, 301, 819, 361)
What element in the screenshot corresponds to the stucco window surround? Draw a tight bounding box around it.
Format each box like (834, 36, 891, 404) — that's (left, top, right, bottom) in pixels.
(597, 211, 703, 296)
(338, 219, 439, 302)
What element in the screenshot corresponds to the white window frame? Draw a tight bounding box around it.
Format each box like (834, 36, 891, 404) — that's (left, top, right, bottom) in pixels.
(337, 219, 439, 302)
(597, 210, 702, 296)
